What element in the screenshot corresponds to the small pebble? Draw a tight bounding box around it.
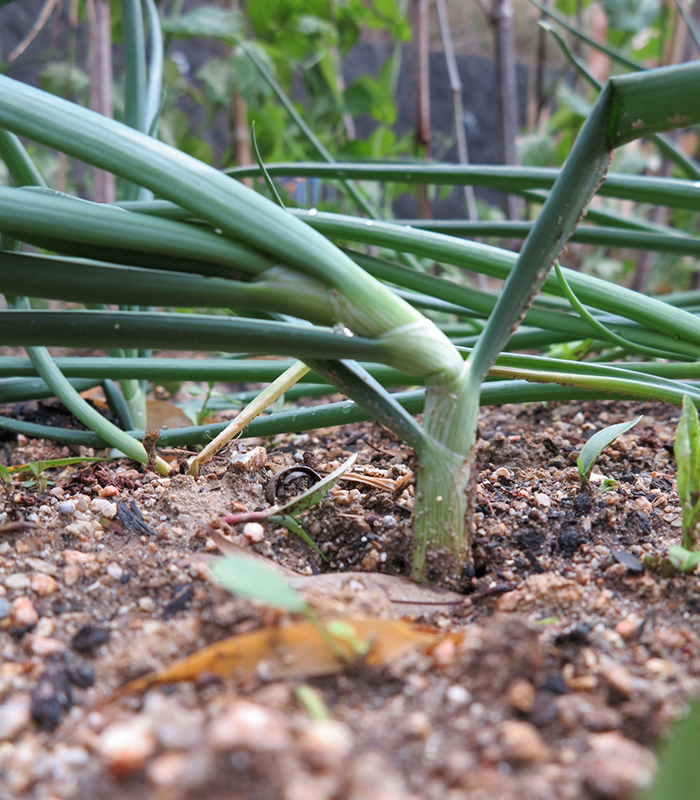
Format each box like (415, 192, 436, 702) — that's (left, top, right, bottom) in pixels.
(65, 655, 96, 688)
(445, 685, 471, 707)
(499, 721, 549, 764)
(581, 732, 655, 799)
(242, 522, 265, 542)
(147, 752, 188, 788)
(208, 701, 289, 752)
(91, 498, 118, 519)
(98, 717, 156, 776)
(72, 625, 110, 654)
(615, 615, 641, 640)
(35, 617, 55, 637)
(229, 446, 267, 472)
(506, 678, 536, 713)
(298, 720, 354, 771)
(138, 597, 156, 612)
(58, 500, 76, 516)
(5, 573, 31, 591)
(63, 551, 95, 565)
(31, 665, 73, 732)
(63, 565, 81, 587)
(600, 662, 635, 698)
(0, 596, 9, 619)
(10, 596, 39, 628)
(99, 485, 120, 498)
(0, 694, 31, 741)
(31, 573, 58, 596)
(107, 563, 124, 581)
(26, 635, 64, 657)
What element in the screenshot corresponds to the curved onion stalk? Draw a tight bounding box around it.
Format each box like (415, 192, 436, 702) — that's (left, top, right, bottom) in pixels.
(5, 301, 147, 463)
(388, 219, 700, 258)
(4, 370, 697, 452)
(539, 19, 700, 180)
(116, 200, 700, 358)
(144, 0, 163, 131)
(0, 131, 148, 461)
(222, 162, 700, 211)
(163, 13, 423, 271)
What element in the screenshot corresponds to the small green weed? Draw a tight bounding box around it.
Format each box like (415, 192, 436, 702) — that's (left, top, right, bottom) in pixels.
(577, 416, 643, 488)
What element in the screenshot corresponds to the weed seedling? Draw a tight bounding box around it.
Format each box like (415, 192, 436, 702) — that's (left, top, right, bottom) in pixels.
(577, 416, 643, 489)
(674, 395, 700, 551)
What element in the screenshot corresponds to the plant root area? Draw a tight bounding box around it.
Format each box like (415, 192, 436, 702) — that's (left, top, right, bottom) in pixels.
(1, 398, 698, 800)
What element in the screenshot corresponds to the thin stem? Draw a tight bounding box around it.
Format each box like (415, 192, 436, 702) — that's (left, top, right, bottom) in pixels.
(188, 361, 310, 474)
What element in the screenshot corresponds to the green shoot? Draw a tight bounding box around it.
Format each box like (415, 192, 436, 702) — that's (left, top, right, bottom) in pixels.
(674, 395, 700, 551)
(295, 685, 331, 720)
(186, 383, 217, 426)
(642, 703, 700, 800)
(665, 545, 700, 574)
(268, 514, 327, 561)
(210, 554, 309, 614)
(577, 416, 643, 488)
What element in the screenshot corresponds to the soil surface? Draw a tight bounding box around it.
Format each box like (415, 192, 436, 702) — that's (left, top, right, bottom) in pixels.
(1, 398, 699, 800)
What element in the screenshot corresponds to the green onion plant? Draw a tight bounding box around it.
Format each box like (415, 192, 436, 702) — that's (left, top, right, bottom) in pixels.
(0, 10, 699, 587)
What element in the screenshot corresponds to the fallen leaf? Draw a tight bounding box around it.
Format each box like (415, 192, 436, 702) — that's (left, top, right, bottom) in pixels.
(209, 532, 466, 614)
(110, 617, 441, 700)
(146, 399, 192, 430)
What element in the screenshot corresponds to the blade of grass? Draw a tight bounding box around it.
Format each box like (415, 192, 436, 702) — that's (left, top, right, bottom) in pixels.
(529, 0, 644, 71)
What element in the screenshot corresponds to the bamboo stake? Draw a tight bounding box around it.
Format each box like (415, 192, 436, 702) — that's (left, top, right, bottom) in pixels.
(87, 0, 115, 204)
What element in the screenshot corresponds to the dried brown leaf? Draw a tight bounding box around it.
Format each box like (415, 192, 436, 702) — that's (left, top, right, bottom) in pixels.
(111, 617, 441, 700)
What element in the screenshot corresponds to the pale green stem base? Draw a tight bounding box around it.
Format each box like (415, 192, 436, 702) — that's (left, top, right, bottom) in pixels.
(120, 379, 148, 430)
(412, 365, 480, 588)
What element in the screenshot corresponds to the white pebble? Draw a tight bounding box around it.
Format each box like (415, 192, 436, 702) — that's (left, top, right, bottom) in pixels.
(107, 563, 124, 581)
(243, 522, 265, 542)
(5, 573, 31, 591)
(0, 694, 31, 741)
(208, 701, 289, 752)
(90, 498, 117, 519)
(229, 446, 267, 472)
(98, 717, 156, 776)
(58, 500, 76, 516)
